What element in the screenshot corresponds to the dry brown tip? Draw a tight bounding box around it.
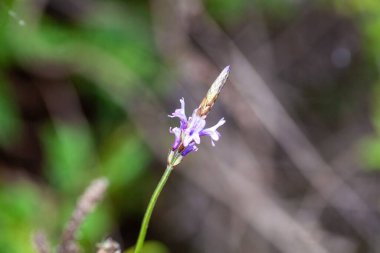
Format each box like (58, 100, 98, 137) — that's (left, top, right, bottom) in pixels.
(197, 66, 230, 117)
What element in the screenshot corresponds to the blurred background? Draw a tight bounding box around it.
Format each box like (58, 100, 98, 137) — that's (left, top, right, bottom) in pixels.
(1, 0, 380, 252)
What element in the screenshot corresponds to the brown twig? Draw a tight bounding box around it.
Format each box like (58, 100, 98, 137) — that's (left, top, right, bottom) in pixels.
(33, 231, 51, 253)
(58, 178, 109, 253)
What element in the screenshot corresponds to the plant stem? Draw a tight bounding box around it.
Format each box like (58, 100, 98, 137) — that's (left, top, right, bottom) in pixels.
(134, 165, 174, 253)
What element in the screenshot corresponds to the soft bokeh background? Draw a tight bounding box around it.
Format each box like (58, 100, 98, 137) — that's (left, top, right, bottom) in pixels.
(1, 0, 380, 252)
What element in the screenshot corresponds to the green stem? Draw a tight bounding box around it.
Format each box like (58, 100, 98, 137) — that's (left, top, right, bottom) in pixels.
(134, 165, 174, 253)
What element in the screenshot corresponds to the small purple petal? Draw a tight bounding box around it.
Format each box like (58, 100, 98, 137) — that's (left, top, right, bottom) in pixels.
(169, 127, 181, 150)
(168, 98, 187, 129)
(193, 133, 201, 144)
(199, 117, 226, 146)
(183, 111, 206, 146)
(181, 143, 198, 156)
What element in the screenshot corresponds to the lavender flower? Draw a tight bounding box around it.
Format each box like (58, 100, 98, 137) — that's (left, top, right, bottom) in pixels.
(169, 99, 225, 156)
(134, 66, 230, 253)
(167, 66, 230, 166)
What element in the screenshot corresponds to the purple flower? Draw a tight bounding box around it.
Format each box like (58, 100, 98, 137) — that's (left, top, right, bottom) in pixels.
(169, 98, 225, 156)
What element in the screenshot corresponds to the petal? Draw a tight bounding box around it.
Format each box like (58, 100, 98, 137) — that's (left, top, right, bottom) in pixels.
(169, 127, 182, 150)
(182, 113, 206, 147)
(200, 117, 225, 145)
(201, 128, 220, 141)
(183, 134, 193, 147)
(193, 133, 201, 144)
(168, 98, 187, 128)
(181, 143, 198, 156)
(186, 112, 206, 135)
(213, 117, 226, 129)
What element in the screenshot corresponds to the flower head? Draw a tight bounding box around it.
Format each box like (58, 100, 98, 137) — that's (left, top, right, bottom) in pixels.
(167, 66, 230, 166)
(169, 98, 225, 157)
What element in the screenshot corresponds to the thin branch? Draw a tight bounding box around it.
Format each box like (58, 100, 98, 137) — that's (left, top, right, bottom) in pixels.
(33, 231, 50, 253)
(58, 178, 109, 253)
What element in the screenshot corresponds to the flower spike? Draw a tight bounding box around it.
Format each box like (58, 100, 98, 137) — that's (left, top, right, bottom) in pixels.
(134, 66, 231, 253)
(167, 66, 230, 166)
(197, 65, 230, 117)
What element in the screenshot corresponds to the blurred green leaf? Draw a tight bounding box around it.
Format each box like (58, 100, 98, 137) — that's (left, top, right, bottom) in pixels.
(360, 137, 380, 169)
(0, 3, 12, 62)
(41, 124, 95, 194)
(363, 16, 380, 58)
(100, 126, 151, 191)
(372, 85, 380, 133)
(205, 0, 294, 24)
(331, 0, 380, 14)
(5, 2, 158, 82)
(125, 241, 169, 253)
(80, 4, 157, 80)
(0, 181, 53, 253)
(0, 182, 40, 225)
(205, 0, 251, 23)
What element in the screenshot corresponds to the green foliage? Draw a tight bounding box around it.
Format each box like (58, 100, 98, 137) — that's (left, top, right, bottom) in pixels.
(329, 0, 380, 169)
(205, 0, 250, 22)
(0, 0, 159, 251)
(205, 0, 295, 24)
(364, 16, 380, 60)
(361, 137, 380, 169)
(100, 127, 153, 214)
(361, 85, 380, 169)
(101, 128, 151, 191)
(0, 181, 53, 253)
(327, 0, 380, 59)
(2, 2, 158, 83)
(41, 124, 95, 195)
